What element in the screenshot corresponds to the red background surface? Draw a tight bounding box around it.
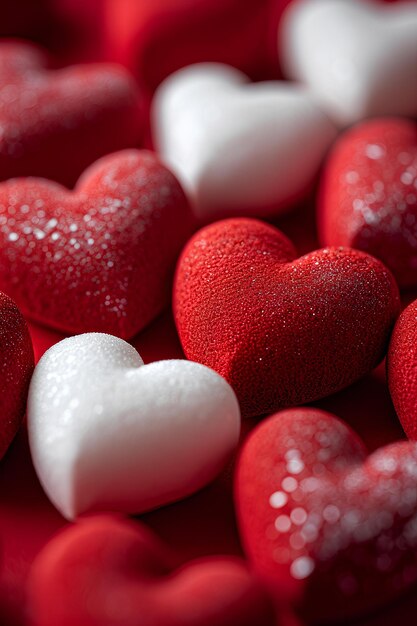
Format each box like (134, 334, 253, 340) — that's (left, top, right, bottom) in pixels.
(0, 0, 416, 624)
(0, 202, 415, 626)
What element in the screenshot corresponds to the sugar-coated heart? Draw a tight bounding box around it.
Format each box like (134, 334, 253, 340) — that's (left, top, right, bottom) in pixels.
(0, 41, 142, 186)
(0, 291, 33, 460)
(173, 218, 400, 417)
(28, 515, 277, 626)
(280, 0, 417, 126)
(318, 118, 417, 289)
(387, 298, 417, 440)
(104, 0, 274, 93)
(152, 63, 336, 223)
(27, 333, 241, 520)
(0, 149, 193, 338)
(236, 407, 417, 622)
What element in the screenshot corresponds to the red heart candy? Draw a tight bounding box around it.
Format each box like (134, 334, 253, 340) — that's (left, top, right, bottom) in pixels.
(235, 407, 417, 623)
(28, 515, 277, 626)
(387, 298, 417, 439)
(104, 0, 276, 93)
(0, 150, 194, 338)
(173, 218, 399, 417)
(318, 118, 417, 289)
(0, 41, 142, 186)
(0, 292, 33, 459)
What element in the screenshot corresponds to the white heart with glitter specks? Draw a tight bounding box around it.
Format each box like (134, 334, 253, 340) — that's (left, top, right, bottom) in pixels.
(280, 0, 417, 126)
(27, 333, 240, 520)
(152, 63, 337, 222)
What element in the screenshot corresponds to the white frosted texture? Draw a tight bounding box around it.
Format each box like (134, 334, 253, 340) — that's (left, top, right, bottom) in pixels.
(152, 63, 337, 221)
(28, 333, 241, 519)
(280, 0, 417, 126)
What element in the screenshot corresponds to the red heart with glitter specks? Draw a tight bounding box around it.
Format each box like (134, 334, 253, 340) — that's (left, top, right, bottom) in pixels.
(318, 118, 417, 289)
(0, 41, 142, 186)
(173, 217, 399, 417)
(28, 515, 278, 626)
(0, 149, 194, 339)
(0, 291, 33, 460)
(387, 298, 417, 440)
(235, 407, 417, 623)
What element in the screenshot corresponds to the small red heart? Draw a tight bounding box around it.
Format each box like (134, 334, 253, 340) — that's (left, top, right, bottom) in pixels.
(318, 118, 417, 289)
(173, 218, 399, 417)
(0, 291, 33, 459)
(0, 149, 194, 338)
(0, 41, 142, 186)
(387, 298, 417, 439)
(235, 407, 417, 623)
(28, 515, 277, 626)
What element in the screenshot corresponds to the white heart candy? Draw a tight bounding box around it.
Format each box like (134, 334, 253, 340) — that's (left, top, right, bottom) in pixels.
(152, 63, 337, 222)
(27, 333, 240, 520)
(280, 0, 417, 126)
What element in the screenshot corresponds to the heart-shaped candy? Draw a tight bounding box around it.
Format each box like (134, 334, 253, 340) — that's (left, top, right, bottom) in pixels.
(29, 515, 277, 626)
(0, 149, 193, 338)
(280, 0, 417, 126)
(0, 41, 142, 186)
(104, 0, 275, 93)
(27, 333, 241, 519)
(318, 118, 417, 289)
(0, 291, 33, 460)
(173, 218, 400, 417)
(387, 298, 417, 440)
(152, 63, 336, 222)
(236, 407, 417, 622)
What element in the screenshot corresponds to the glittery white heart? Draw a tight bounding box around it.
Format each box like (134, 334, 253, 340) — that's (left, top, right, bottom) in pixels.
(280, 0, 417, 126)
(152, 63, 336, 222)
(27, 333, 240, 520)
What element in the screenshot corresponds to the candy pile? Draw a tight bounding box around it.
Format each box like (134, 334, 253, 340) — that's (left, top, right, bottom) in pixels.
(0, 1, 416, 626)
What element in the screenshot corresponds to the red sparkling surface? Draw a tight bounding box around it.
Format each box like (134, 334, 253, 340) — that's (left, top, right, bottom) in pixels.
(319, 118, 417, 289)
(237, 407, 417, 622)
(0, 149, 194, 339)
(174, 218, 400, 417)
(0, 41, 143, 186)
(388, 299, 417, 440)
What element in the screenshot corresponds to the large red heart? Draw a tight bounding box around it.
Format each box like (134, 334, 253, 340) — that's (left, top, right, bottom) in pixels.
(387, 298, 417, 440)
(0, 41, 142, 186)
(0, 292, 33, 460)
(173, 218, 400, 417)
(28, 515, 278, 626)
(235, 407, 417, 623)
(0, 149, 194, 338)
(318, 118, 417, 289)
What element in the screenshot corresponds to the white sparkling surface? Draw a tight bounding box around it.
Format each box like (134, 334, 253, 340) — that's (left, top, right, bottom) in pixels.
(27, 333, 241, 519)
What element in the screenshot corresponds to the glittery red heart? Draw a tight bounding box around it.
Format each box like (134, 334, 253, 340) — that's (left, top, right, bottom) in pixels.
(173, 218, 400, 417)
(29, 515, 277, 626)
(318, 118, 417, 289)
(388, 298, 417, 440)
(0, 150, 194, 338)
(0, 291, 33, 460)
(0, 41, 142, 186)
(236, 407, 417, 623)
